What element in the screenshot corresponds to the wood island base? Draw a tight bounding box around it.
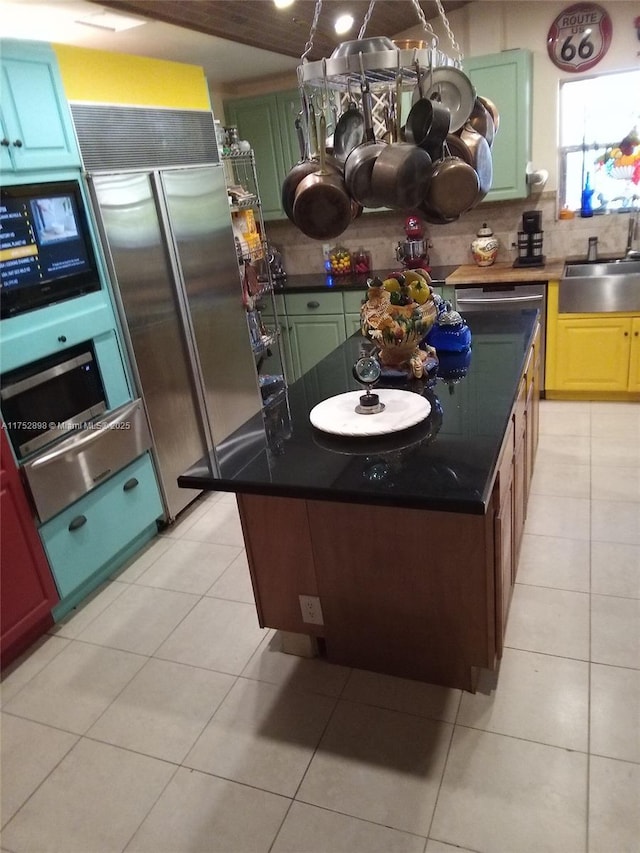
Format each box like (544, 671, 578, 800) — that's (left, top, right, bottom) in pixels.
(238, 494, 498, 691)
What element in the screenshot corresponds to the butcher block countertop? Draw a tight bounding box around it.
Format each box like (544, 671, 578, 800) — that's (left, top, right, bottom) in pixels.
(446, 259, 565, 285)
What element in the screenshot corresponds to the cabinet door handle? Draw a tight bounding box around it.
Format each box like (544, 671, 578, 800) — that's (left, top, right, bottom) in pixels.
(0, 138, 9, 147)
(58, 335, 67, 343)
(635, 331, 639, 337)
(624, 331, 629, 337)
(307, 300, 320, 309)
(12, 139, 23, 148)
(68, 514, 87, 532)
(123, 477, 139, 492)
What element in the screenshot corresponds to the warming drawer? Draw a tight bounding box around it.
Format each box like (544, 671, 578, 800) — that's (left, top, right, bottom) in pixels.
(23, 398, 152, 523)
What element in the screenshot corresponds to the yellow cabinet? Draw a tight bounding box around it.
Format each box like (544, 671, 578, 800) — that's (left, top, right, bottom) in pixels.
(546, 281, 640, 399)
(630, 318, 640, 393)
(554, 316, 632, 392)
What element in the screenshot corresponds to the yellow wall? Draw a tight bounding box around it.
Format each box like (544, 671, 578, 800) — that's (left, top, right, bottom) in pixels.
(53, 44, 211, 111)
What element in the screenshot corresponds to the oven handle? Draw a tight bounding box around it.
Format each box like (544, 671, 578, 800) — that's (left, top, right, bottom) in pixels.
(456, 294, 544, 305)
(1, 351, 93, 400)
(27, 400, 143, 468)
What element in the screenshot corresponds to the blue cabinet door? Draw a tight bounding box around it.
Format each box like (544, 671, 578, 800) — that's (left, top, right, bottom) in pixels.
(0, 40, 80, 173)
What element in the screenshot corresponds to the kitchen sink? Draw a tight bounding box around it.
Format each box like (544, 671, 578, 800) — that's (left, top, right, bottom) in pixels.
(560, 258, 640, 313)
(564, 259, 640, 277)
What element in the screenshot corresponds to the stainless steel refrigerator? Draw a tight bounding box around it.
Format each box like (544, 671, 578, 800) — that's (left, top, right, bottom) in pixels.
(89, 166, 261, 520)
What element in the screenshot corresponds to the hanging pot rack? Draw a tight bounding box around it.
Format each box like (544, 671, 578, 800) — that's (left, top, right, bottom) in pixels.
(297, 0, 464, 93)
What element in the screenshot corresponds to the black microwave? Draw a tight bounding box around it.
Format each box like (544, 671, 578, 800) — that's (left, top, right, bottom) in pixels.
(1, 342, 107, 459)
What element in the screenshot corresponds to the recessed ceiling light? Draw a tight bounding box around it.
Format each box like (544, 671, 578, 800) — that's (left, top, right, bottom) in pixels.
(273, 0, 295, 8)
(75, 10, 147, 32)
(335, 13, 354, 35)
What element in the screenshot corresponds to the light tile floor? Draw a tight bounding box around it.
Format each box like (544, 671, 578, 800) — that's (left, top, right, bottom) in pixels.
(1, 401, 639, 853)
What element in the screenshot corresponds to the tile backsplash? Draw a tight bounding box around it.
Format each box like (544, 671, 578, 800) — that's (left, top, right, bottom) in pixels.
(264, 191, 636, 275)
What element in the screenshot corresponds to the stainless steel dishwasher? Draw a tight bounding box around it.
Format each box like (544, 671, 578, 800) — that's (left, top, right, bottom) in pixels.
(454, 282, 547, 390)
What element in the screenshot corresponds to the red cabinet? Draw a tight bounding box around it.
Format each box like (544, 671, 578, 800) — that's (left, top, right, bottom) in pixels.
(1, 429, 58, 668)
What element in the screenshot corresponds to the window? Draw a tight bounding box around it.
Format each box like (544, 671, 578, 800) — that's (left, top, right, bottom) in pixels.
(559, 69, 640, 213)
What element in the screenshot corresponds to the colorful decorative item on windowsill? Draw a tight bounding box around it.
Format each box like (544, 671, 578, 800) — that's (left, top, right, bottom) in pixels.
(360, 273, 437, 379)
(594, 128, 640, 184)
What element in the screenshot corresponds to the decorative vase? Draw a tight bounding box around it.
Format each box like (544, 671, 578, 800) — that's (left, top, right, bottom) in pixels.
(471, 222, 499, 267)
(360, 281, 438, 379)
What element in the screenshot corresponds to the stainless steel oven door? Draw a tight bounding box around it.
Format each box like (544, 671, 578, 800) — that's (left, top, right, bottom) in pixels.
(23, 398, 152, 523)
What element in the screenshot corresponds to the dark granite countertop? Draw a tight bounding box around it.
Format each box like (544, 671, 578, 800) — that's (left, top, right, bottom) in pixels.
(274, 265, 458, 293)
(178, 308, 538, 516)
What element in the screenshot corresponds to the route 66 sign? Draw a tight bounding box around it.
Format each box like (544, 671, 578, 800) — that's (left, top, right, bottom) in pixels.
(547, 3, 612, 72)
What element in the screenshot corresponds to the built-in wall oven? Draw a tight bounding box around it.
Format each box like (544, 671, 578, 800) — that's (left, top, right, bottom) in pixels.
(1, 341, 152, 523)
(454, 282, 547, 390)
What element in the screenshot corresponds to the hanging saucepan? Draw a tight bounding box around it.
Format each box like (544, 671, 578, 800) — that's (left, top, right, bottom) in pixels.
(424, 66, 476, 132)
(465, 97, 495, 147)
(333, 86, 365, 164)
(404, 64, 450, 161)
(422, 155, 479, 219)
(459, 125, 493, 203)
(344, 80, 387, 209)
(293, 114, 352, 240)
(282, 115, 322, 223)
(370, 72, 432, 209)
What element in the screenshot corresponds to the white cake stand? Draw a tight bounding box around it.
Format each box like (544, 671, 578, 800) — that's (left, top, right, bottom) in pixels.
(309, 389, 431, 437)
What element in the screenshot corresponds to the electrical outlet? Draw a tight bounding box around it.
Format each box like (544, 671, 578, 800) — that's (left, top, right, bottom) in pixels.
(508, 232, 517, 249)
(322, 243, 331, 259)
(299, 594, 324, 625)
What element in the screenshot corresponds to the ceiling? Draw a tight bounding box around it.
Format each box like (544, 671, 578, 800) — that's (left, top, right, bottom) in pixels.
(0, 1, 469, 86)
(94, 1, 470, 61)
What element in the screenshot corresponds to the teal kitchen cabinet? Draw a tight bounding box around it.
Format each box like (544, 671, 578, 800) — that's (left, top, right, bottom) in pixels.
(465, 49, 532, 202)
(224, 89, 300, 220)
(40, 453, 163, 618)
(0, 39, 81, 173)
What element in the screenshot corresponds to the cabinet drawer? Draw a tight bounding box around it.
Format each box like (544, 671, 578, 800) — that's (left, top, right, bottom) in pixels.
(0, 296, 114, 373)
(285, 292, 344, 315)
(40, 453, 162, 598)
(342, 290, 367, 314)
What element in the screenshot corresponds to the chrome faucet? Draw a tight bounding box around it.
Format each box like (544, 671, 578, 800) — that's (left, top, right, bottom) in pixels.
(626, 205, 640, 259)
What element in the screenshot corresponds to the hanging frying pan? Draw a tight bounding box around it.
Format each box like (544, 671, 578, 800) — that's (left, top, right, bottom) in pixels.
(370, 72, 432, 209)
(292, 114, 352, 240)
(464, 97, 495, 147)
(459, 125, 493, 203)
(344, 80, 387, 208)
(333, 93, 365, 164)
(478, 95, 500, 134)
(282, 115, 322, 223)
(422, 155, 479, 219)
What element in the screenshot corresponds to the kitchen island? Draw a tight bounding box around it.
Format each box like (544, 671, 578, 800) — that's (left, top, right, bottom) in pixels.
(179, 308, 541, 691)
